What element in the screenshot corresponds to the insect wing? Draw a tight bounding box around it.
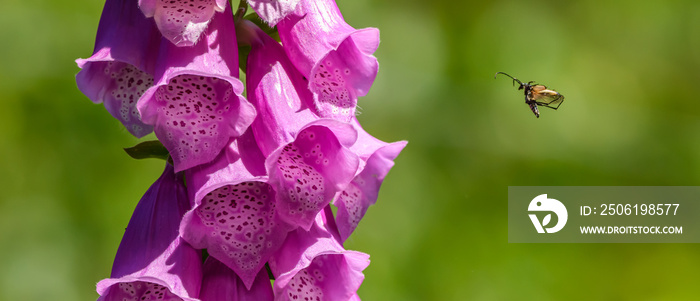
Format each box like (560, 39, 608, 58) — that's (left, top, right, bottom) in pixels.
(536, 93, 564, 109)
(530, 86, 564, 109)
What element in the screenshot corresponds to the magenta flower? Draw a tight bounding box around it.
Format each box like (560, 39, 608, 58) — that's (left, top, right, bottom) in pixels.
(137, 3, 256, 172)
(334, 119, 407, 242)
(265, 122, 360, 231)
(96, 164, 202, 301)
(138, 0, 228, 47)
(277, 0, 380, 122)
(242, 23, 360, 230)
(269, 209, 370, 301)
(76, 0, 161, 137)
(179, 133, 294, 290)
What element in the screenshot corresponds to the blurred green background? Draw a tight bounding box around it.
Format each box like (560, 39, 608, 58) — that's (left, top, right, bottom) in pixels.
(2, 0, 700, 300)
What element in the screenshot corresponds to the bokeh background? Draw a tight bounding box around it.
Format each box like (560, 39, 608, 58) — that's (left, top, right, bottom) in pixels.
(2, 0, 700, 300)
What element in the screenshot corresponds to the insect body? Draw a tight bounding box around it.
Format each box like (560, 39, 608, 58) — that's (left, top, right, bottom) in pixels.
(494, 72, 564, 118)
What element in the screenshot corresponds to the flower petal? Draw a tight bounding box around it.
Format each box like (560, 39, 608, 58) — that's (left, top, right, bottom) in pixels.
(269, 212, 369, 301)
(278, 0, 380, 121)
(199, 257, 274, 301)
(334, 142, 407, 242)
(266, 121, 359, 230)
(76, 0, 161, 137)
(180, 137, 293, 290)
(138, 3, 256, 172)
(139, 0, 228, 46)
(244, 21, 317, 156)
(143, 74, 253, 172)
(334, 120, 407, 242)
(96, 163, 201, 301)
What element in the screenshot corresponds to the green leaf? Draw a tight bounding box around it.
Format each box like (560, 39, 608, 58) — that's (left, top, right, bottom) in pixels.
(124, 140, 170, 161)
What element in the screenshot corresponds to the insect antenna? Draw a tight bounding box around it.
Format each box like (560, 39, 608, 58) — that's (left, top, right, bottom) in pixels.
(494, 72, 524, 87)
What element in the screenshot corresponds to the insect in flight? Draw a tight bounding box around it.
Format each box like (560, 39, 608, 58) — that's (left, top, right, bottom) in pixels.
(494, 72, 565, 118)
